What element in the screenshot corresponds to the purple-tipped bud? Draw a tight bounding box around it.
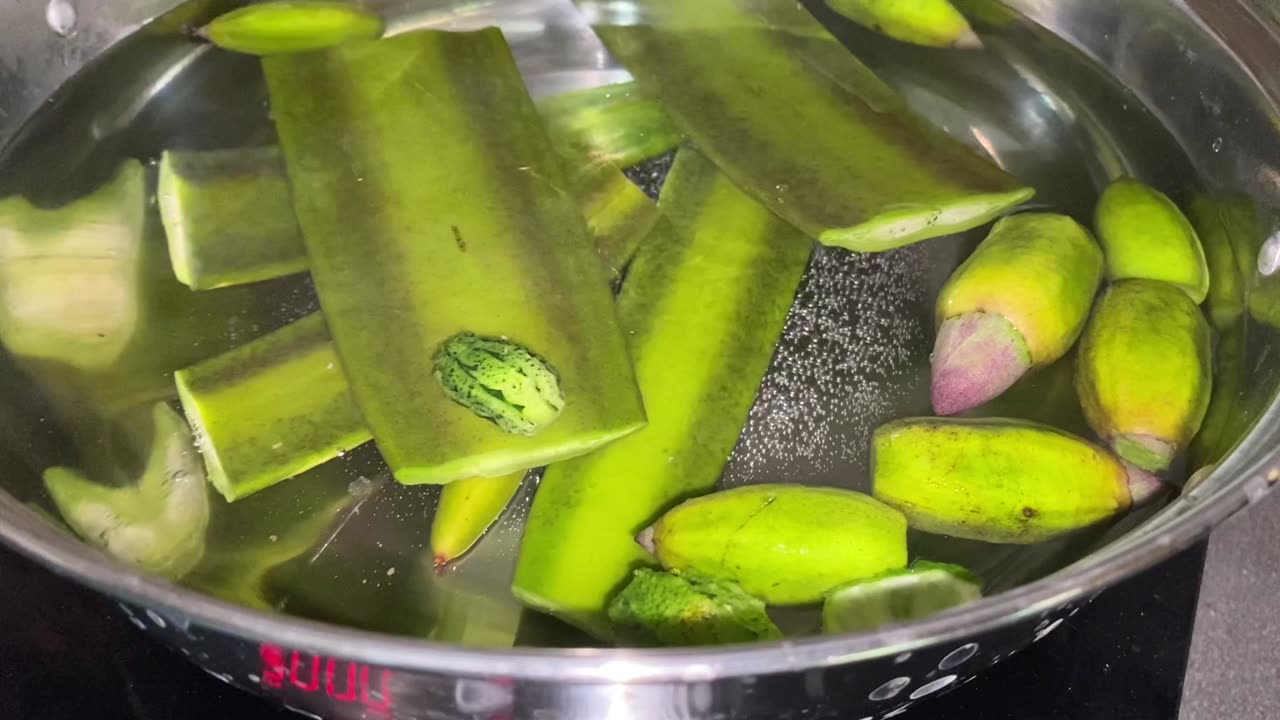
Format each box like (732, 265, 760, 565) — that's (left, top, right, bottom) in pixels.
(931, 312, 1032, 415)
(635, 526, 656, 555)
(1123, 462, 1168, 507)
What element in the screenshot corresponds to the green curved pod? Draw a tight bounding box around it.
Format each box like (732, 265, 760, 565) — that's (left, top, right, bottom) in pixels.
(175, 312, 370, 501)
(932, 213, 1103, 414)
(430, 471, 526, 568)
(1094, 178, 1209, 303)
(158, 146, 308, 290)
(1076, 279, 1213, 472)
(43, 403, 210, 579)
(583, 0, 1032, 251)
(643, 484, 909, 605)
(1185, 193, 1246, 330)
(513, 148, 811, 637)
(201, 1, 384, 56)
(826, 0, 980, 49)
(264, 29, 645, 485)
(872, 417, 1155, 544)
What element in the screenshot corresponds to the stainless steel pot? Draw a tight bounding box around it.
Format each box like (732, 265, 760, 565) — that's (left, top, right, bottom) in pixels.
(2, 1, 1280, 718)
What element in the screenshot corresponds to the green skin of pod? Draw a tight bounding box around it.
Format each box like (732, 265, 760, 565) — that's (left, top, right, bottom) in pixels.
(157, 81, 669, 291)
(826, 0, 980, 49)
(1075, 279, 1213, 472)
(607, 568, 781, 647)
(430, 471, 526, 568)
(264, 29, 646, 485)
(157, 146, 309, 290)
(43, 403, 211, 579)
(821, 561, 983, 634)
(433, 334, 566, 436)
(1094, 178, 1210, 304)
(201, 1, 385, 56)
(536, 83, 683, 169)
(931, 213, 1103, 415)
(645, 484, 909, 605)
(872, 418, 1133, 544)
(512, 148, 811, 638)
(174, 313, 371, 501)
(586, 0, 1033, 251)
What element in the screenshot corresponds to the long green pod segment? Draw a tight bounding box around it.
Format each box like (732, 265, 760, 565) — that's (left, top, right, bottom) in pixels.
(581, 0, 1032, 251)
(512, 148, 811, 638)
(175, 313, 371, 501)
(264, 29, 645, 485)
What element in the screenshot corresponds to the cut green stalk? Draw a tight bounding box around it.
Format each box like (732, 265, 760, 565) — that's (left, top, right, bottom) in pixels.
(158, 146, 308, 290)
(264, 29, 645, 485)
(536, 82, 683, 168)
(157, 84, 665, 290)
(584, 0, 1032, 251)
(512, 148, 811, 638)
(175, 313, 370, 501)
(43, 403, 210, 579)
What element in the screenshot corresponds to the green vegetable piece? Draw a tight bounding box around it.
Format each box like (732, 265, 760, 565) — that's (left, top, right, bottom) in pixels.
(641, 484, 908, 605)
(570, 158, 660, 282)
(158, 146, 308, 289)
(0, 160, 295, 415)
(43, 403, 210, 579)
(585, 0, 1033, 251)
(1189, 319, 1248, 470)
(264, 29, 645, 484)
(822, 561, 982, 634)
(932, 213, 1103, 414)
(1076, 279, 1213, 472)
(872, 418, 1162, 544)
(512, 148, 811, 637)
(536, 82, 683, 168)
(1094, 178, 1210, 303)
(175, 313, 371, 501)
(0, 160, 146, 371)
(826, 0, 981, 49)
(430, 471, 526, 569)
(434, 334, 566, 436)
(200, 1, 384, 56)
(608, 568, 781, 647)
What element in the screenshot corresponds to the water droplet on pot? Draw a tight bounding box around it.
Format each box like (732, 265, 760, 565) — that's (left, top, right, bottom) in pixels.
(46, 0, 77, 36)
(1211, 137, 1223, 153)
(1258, 231, 1280, 277)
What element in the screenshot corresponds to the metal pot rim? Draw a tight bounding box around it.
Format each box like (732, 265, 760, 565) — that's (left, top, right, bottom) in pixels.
(1, 0, 1280, 685)
(2, 399, 1276, 682)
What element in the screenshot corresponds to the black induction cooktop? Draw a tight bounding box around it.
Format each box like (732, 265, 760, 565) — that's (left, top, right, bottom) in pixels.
(0, 539, 1203, 720)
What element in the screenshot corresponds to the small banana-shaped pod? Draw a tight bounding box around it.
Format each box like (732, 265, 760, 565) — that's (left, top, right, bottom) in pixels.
(826, 0, 981, 49)
(198, 1, 385, 56)
(872, 417, 1164, 544)
(43, 403, 211, 579)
